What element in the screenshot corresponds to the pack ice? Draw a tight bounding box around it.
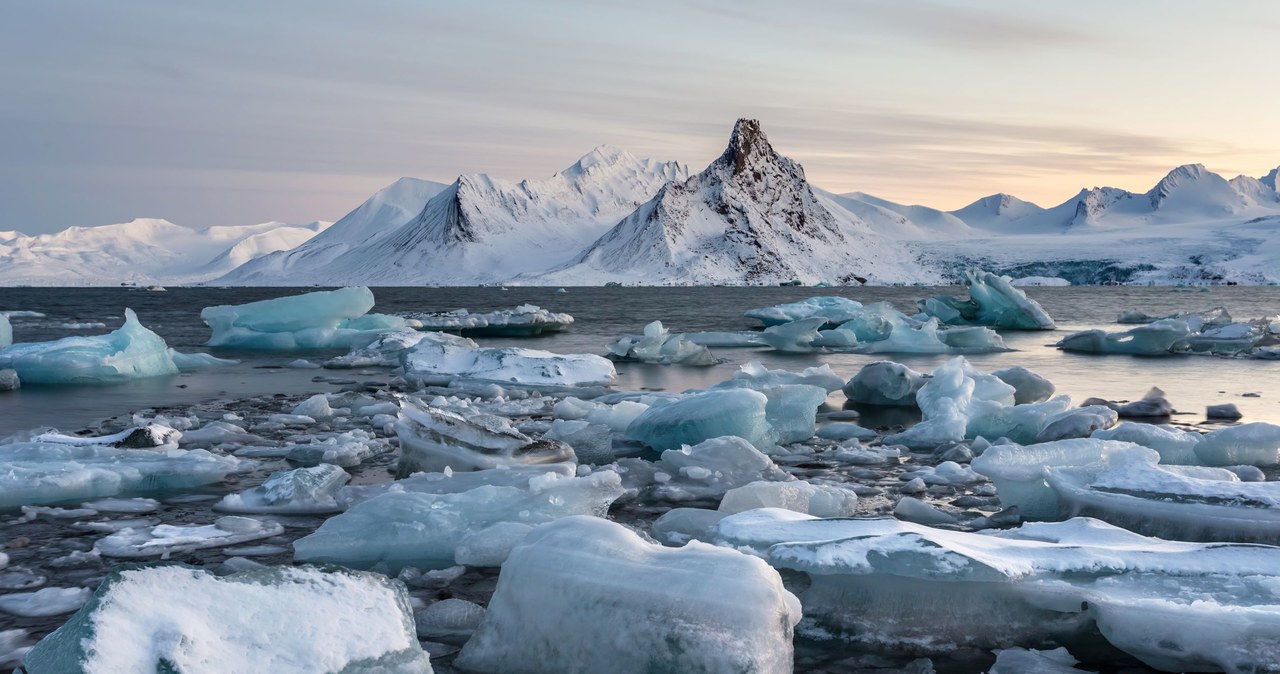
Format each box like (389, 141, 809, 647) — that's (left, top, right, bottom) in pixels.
(455, 516, 800, 674)
(200, 286, 411, 350)
(711, 509, 1280, 671)
(20, 565, 433, 673)
(0, 309, 177, 384)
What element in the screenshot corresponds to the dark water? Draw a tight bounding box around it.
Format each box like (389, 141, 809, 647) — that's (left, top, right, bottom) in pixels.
(3, 285, 1279, 436)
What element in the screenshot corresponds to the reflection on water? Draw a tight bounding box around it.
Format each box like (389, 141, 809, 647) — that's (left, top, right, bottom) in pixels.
(2, 285, 1279, 435)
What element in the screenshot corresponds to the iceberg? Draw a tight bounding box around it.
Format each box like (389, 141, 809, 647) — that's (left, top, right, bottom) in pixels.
(971, 438, 1125, 519)
(408, 304, 572, 336)
(1194, 422, 1280, 466)
(882, 357, 1016, 450)
(201, 286, 411, 350)
(625, 388, 774, 451)
(817, 303, 1010, 354)
(395, 401, 574, 475)
(606, 320, 718, 366)
(21, 565, 433, 673)
(919, 270, 1056, 330)
(293, 471, 624, 571)
(455, 516, 800, 674)
(1091, 422, 1202, 465)
(0, 309, 177, 384)
(401, 338, 615, 387)
(992, 366, 1055, 404)
(744, 295, 864, 327)
(215, 464, 350, 515)
(0, 442, 247, 509)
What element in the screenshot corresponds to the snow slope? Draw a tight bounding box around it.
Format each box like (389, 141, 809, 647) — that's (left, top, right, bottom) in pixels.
(0, 219, 330, 286)
(220, 149, 688, 285)
(538, 119, 936, 285)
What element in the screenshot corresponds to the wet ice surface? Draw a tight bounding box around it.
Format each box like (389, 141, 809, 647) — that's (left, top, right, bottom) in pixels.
(5, 285, 1280, 672)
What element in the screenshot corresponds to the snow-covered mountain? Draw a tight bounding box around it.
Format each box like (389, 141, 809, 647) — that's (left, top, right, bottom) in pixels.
(538, 119, 934, 285)
(219, 147, 688, 285)
(217, 177, 450, 284)
(0, 219, 330, 286)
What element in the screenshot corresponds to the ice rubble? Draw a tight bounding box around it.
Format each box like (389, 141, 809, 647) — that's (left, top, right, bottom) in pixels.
(292, 471, 624, 571)
(395, 401, 574, 474)
(455, 516, 800, 674)
(21, 565, 433, 673)
(200, 286, 412, 350)
(215, 464, 350, 514)
(919, 270, 1056, 330)
(401, 335, 615, 387)
(606, 320, 718, 365)
(408, 304, 572, 336)
(711, 509, 1280, 670)
(0, 309, 178, 384)
(0, 442, 247, 509)
(747, 302, 1011, 355)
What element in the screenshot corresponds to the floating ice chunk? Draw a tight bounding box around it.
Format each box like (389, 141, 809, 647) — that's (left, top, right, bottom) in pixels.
(35, 423, 181, 448)
(0, 314, 10, 348)
(1195, 422, 1280, 466)
(745, 296, 864, 327)
(1044, 445, 1280, 543)
(920, 270, 1055, 330)
(286, 430, 386, 468)
(1033, 405, 1118, 442)
(553, 397, 651, 432)
(201, 287, 411, 350)
(0, 308, 177, 384)
(1091, 422, 1202, 465)
(1186, 321, 1265, 353)
(1118, 306, 1232, 330)
(1207, 402, 1243, 420)
(901, 460, 985, 486)
(0, 368, 17, 391)
(651, 508, 731, 545)
(215, 465, 350, 515)
(682, 331, 766, 347)
(179, 420, 264, 447)
(843, 361, 928, 406)
(409, 304, 573, 337)
(1082, 387, 1172, 418)
(291, 393, 339, 419)
(543, 419, 614, 464)
(95, 516, 285, 558)
(455, 516, 800, 674)
(454, 522, 536, 567)
(829, 309, 1008, 355)
(645, 436, 791, 502)
(760, 384, 826, 444)
(991, 366, 1055, 404)
(0, 442, 246, 509)
(415, 598, 486, 641)
(21, 565, 432, 673)
(338, 464, 577, 508)
(759, 317, 827, 352)
(626, 389, 773, 451)
(395, 402, 572, 475)
(0, 587, 91, 617)
(168, 349, 238, 371)
(713, 510, 1280, 658)
(325, 330, 463, 369)
(0, 629, 30, 669)
(719, 480, 858, 517)
(402, 338, 615, 387)
(815, 422, 878, 442)
(293, 471, 624, 572)
(883, 357, 1016, 450)
(80, 497, 160, 513)
(1056, 318, 1191, 355)
(607, 320, 718, 366)
(989, 648, 1084, 673)
(971, 439, 1125, 519)
(893, 496, 959, 526)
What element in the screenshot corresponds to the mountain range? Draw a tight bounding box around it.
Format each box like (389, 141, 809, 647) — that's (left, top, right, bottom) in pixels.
(4, 120, 1279, 286)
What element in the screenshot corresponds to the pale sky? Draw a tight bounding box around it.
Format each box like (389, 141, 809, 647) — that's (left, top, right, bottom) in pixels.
(3, 0, 1278, 233)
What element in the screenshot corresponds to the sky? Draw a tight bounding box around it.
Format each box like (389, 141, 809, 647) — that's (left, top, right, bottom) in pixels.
(2, 0, 1278, 234)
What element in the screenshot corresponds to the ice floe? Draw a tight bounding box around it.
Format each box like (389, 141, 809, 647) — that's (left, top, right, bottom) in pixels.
(0, 309, 177, 384)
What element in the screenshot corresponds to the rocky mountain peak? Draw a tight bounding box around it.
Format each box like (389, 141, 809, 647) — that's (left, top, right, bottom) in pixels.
(722, 118, 777, 178)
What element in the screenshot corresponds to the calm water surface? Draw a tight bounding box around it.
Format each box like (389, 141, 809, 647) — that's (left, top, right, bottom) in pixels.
(2, 285, 1278, 436)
